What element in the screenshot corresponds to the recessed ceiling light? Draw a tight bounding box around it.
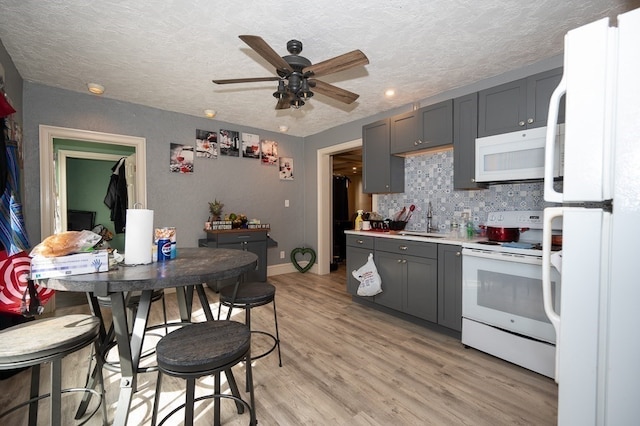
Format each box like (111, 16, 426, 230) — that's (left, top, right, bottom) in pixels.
(87, 83, 105, 95)
(278, 125, 289, 132)
(204, 109, 216, 118)
(384, 89, 395, 98)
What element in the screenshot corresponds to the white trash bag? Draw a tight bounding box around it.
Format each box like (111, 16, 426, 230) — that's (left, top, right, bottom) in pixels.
(352, 253, 383, 297)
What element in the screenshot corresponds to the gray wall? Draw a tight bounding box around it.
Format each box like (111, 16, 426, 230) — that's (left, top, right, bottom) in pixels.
(22, 83, 305, 266)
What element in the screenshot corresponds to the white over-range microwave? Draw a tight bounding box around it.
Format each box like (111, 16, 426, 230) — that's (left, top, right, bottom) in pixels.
(475, 125, 564, 183)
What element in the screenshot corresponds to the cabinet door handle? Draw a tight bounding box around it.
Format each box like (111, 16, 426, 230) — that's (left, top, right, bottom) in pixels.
(402, 259, 407, 264)
(471, 178, 476, 182)
(399, 245, 408, 251)
(414, 139, 423, 146)
(397, 259, 402, 263)
(518, 120, 526, 126)
(456, 251, 461, 257)
(357, 239, 364, 244)
(527, 118, 534, 124)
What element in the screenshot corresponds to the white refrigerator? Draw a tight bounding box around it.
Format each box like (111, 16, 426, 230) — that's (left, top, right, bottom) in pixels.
(542, 8, 640, 426)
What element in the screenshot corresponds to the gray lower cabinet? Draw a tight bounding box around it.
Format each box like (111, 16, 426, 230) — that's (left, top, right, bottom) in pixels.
(346, 235, 462, 333)
(437, 244, 463, 332)
(374, 239, 438, 323)
(478, 67, 564, 137)
(199, 229, 268, 289)
(345, 234, 375, 299)
(362, 118, 404, 193)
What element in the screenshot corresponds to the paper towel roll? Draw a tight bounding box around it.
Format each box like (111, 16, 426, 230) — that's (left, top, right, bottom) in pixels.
(124, 209, 154, 265)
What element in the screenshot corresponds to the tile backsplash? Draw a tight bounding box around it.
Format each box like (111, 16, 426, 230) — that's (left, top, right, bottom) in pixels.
(376, 148, 559, 232)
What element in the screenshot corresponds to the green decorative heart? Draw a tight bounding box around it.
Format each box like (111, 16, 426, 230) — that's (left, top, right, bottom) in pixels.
(290, 247, 316, 273)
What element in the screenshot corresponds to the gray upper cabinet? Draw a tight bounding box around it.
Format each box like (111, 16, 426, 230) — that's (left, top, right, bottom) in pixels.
(363, 118, 404, 193)
(453, 92, 486, 190)
(390, 100, 453, 154)
(390, 110, 419, 154)
(478, 68, 564, 137)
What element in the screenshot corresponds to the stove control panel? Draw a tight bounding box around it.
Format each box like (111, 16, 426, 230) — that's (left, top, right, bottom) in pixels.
(486, 210, 544, 228)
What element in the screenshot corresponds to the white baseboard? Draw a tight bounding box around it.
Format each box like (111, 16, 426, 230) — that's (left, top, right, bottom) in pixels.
(267, 262, 319, 276)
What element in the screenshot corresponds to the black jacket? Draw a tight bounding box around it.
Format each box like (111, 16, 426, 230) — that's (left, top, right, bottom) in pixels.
(103, 158, 128, 233)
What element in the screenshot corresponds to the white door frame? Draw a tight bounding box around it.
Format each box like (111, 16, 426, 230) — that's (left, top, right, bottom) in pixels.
(39, 125, 147, 239)
(316, 138, 362, 275)
(58, 150, 125, 232)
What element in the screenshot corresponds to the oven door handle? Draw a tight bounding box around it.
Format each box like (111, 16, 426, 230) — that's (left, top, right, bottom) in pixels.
(461, 247, 542, 266)
(543, 207, 563, 383)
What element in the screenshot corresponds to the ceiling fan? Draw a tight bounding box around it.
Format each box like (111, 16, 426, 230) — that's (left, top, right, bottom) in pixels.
(212, 35, 369, 109)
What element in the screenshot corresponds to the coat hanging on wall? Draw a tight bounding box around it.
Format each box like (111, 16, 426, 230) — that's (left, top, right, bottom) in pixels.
(104, 157, 128, 233)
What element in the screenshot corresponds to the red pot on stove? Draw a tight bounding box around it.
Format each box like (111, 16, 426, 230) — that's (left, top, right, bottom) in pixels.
(482, 226, 529, 242)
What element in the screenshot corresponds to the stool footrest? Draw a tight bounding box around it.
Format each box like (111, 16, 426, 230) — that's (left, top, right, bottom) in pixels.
(0, 387, 104, 425)
(250, 330, 280, 363)
(156, 393, 253, 426)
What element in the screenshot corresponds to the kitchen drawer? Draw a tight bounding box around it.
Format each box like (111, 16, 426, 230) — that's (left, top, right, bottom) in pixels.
(346, 234, 375, 250)
(213, 231, 266, 244)
(375, 239, 437, 258)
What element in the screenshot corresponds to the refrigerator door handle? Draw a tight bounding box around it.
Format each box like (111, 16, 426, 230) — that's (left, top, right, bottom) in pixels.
(543, 207, 563, 383)
(544, 77, 566, 203)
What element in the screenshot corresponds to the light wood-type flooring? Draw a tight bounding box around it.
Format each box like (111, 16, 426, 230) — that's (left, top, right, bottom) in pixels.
(0, 265, 558, 425)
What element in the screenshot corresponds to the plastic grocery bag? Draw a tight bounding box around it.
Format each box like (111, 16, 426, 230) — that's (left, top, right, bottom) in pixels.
(352, 253, 383, 297)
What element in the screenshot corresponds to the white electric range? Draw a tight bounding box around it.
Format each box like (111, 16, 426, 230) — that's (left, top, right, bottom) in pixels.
(461, 211, 562, 378)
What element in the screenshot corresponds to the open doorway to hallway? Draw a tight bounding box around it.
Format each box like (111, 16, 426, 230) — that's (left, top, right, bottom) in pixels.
(331, 148, 371, 269)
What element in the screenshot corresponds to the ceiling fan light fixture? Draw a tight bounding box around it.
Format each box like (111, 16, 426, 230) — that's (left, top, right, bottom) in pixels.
(290, 97, 305, 109)
(299, 79, 314, 100)
(204, 109, 216, 118)
(273, 80, 287, 99)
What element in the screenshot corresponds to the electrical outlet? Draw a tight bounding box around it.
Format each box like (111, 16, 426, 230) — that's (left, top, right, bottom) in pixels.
(280, 251, 285, 259)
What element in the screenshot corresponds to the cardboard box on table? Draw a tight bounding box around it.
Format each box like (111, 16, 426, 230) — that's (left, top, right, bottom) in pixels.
(30, 251, 109, 279)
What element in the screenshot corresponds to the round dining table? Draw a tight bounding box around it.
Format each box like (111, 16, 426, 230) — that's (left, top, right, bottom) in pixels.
(36, 247, 258, 426)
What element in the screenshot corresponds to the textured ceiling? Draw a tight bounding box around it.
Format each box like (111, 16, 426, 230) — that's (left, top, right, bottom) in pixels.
(1, 1, 638, 137)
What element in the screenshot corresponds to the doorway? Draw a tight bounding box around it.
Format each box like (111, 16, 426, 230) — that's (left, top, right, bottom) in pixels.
(331, 148, 371, 267)
(39, 125, 147, 240)
(317, 139, 375, 275)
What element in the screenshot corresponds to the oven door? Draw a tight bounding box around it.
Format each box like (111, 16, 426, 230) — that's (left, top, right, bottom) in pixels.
(462, 248, 561, 343)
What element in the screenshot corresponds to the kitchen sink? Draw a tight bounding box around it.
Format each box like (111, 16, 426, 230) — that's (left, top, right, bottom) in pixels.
(399, 231, 446, 238)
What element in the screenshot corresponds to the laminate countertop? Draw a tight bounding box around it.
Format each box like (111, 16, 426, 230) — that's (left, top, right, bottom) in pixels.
(344, 230, 486, 246)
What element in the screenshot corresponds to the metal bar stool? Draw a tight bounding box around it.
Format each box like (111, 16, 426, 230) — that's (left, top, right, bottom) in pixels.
(97, 289, 169, 373)
(0, 314, 107, 426)
(151, 320, 256, 426)
(217, 281, 283, 369)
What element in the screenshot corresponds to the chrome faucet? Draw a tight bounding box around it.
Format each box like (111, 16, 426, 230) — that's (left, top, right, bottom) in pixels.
(426, 201, 435, 232)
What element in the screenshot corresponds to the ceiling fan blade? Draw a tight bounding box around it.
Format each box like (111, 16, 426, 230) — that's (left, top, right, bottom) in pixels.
(310, 79, 359, 104)
(212, 76, 280, 84)
(275, 93, 292, 110)
(303, 50, 369, 78)
(239, 35, 293, 74)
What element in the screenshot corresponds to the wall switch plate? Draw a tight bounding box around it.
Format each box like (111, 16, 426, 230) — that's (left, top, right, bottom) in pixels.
(280, 251, 285, 259)
(285, 199, 289, 207)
